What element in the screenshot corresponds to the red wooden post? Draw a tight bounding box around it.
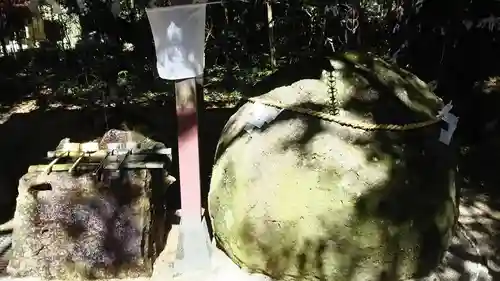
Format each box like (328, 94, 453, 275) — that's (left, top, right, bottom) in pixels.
(175, 78, 202, 220)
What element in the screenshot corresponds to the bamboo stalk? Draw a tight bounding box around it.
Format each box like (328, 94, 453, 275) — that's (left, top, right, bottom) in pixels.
(44, 156, 62, 174)
(118, 150, 131, 170)
(68, 154, 84, 174)
(93, 151, 110, 177)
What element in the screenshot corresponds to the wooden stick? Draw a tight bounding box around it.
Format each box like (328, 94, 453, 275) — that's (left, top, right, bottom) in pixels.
(93, 151, 110, 177)
(117, 150, 131, 170)
(44, 157, 61, 174)
(68, 154, 84, 174)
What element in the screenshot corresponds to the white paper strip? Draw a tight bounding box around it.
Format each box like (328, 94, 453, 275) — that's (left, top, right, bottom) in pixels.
(439, 113, 458, 145)
(244, 102, 283, 135)
(438, 101, 459, 145)
(146, 4, 207, 80)
(248, 102, 283, 128)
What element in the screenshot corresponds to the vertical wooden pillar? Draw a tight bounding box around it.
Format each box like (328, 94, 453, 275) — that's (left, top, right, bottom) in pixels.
(175, 78, 202, 220)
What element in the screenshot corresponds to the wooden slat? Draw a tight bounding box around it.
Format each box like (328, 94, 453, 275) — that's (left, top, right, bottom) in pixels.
(28, 162, 164, 173)
(0, 277, 150, 281)
(0, 259, 8, 276)
(46, 148, 172, 160)
(51, 154, 170, 163)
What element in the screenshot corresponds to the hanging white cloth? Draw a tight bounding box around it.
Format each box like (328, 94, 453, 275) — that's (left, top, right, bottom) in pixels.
(46, 0, 63, 14)
(146, 3, 207, 80)
(111, 0, 121, 17)
(27, 0, 39, 14)
(76, 0, 86, 13)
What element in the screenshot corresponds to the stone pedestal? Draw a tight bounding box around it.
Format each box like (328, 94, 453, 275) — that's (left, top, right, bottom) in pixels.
(7, 130, 174, 279)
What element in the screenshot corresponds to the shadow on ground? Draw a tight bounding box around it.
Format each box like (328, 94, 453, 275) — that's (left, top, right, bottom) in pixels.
(453, 135, 500, 281)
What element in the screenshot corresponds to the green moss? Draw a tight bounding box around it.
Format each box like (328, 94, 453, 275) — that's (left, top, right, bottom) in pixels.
(209, 52, 457, 281)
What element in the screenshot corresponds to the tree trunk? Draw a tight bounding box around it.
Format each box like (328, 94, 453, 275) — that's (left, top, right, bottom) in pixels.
(0, 38, 8, 56)
(222, 3, 234, 83)
(266, 0, 276, 68)
(15, 31, 22, 52)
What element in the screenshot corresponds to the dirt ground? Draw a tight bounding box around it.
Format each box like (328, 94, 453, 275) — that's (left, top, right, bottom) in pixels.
(0, 99, 498, 281)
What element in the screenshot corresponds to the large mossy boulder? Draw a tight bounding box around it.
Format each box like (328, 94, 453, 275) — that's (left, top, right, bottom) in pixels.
(208, 52, 459, 281)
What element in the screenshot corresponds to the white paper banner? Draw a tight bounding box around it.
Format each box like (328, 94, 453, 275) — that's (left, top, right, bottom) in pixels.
(146, 4, 207, 80)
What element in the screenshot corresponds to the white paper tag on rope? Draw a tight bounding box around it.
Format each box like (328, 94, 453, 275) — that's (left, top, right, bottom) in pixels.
(244, 102, 283, 134)
(438, 101, 459, 145)
(146, 4, 207, 80)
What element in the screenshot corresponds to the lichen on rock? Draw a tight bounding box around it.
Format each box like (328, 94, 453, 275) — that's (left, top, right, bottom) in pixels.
(209, 52, 459, 281)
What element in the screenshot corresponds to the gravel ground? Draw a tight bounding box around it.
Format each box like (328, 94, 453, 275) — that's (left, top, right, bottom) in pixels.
(423, 190, 499, 281)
